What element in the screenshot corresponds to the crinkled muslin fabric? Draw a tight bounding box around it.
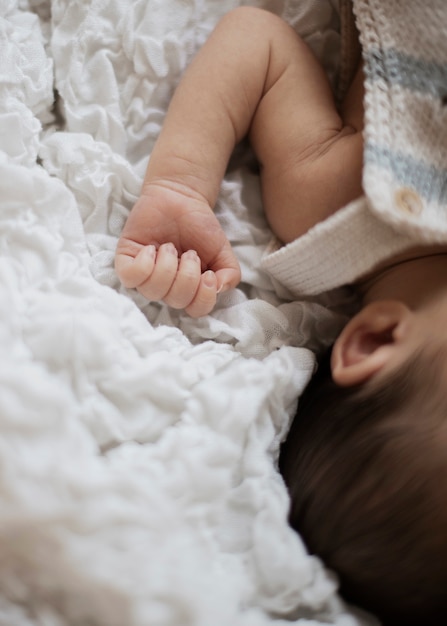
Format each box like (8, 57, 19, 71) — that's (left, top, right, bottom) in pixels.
(0, 1, 374, 625)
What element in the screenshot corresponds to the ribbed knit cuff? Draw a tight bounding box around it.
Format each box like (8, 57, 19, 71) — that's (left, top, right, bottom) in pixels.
(261, 196, 416, 296)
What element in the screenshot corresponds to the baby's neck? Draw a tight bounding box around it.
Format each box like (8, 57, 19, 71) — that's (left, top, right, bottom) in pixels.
(356, 246, 447, 311)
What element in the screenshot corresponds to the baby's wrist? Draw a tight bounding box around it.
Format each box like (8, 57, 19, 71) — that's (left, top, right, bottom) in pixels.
(141, 177, 212, 209)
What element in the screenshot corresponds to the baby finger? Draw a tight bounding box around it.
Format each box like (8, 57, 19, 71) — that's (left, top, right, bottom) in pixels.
(137, 242, 179, 301)
(115, 244, 156, 289)
(184, 270, 217, 318)
(164, 250, 202, 309)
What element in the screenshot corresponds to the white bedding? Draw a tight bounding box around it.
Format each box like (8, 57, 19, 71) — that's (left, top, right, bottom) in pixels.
(0, 1, 376, 624)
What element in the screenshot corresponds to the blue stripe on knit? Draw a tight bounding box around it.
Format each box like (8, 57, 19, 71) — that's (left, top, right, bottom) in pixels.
(365, 143, 447, 203)
(364, 48, 447, 100)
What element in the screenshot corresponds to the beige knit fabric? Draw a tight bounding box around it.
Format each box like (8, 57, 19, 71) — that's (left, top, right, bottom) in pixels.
(262, 0, 447, 296)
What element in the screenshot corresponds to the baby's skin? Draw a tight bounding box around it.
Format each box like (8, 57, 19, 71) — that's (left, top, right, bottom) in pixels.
(115, 7, 364, 317)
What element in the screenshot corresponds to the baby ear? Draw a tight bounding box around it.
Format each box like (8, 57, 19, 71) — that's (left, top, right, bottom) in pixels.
(331, 300, 411, 387)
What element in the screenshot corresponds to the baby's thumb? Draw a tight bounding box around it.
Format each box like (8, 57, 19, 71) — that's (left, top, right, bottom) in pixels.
(211, 241, 241, 294)
(214, 262, 241, 295)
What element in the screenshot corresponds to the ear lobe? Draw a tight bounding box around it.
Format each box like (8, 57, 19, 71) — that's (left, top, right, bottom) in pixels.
(331, 301, 411, 387)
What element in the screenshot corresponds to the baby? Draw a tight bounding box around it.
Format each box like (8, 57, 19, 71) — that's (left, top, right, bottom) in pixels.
(115, 6, 447, 625)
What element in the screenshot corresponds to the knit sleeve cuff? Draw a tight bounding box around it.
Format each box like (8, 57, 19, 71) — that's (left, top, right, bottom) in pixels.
(260, 196, 416, 296)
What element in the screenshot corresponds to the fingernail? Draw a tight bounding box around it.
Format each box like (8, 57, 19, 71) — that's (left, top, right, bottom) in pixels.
(203, 270, 215, 288)
(217, 282, 229, 294)
(162, 242, 178, 256)
(183, 250, 199, 262)
(139, 245, 156, 264)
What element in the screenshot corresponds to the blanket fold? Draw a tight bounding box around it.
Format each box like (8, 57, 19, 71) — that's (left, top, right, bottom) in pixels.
(0, 1, 375, 624)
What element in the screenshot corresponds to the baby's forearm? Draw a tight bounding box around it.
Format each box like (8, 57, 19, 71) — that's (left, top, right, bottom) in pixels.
(143, 6, 363, 245)
(143, 8, 299, 207)
(143, 8, 269, 205)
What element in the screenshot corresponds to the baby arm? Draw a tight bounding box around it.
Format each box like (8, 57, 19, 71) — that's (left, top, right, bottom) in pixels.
(249, 33, 364, 243)
(116, 8, 274, 316)
(115, 7, 363, 316)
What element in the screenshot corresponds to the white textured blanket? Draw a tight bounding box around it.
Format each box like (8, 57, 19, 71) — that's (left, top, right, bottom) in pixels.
(0, 1, 375, 624)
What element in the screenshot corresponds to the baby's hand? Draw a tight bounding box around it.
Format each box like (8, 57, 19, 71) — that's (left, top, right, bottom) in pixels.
(114, 182, 241, 317)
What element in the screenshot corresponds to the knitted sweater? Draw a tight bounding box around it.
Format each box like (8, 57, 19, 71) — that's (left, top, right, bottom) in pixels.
(261, 0, 447, 296)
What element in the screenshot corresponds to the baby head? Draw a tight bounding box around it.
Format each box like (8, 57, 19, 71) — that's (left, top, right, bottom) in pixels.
(279, 342, 447, 625)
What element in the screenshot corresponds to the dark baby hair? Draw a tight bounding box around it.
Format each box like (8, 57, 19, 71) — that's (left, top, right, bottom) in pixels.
(279, 346, 447, 626)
